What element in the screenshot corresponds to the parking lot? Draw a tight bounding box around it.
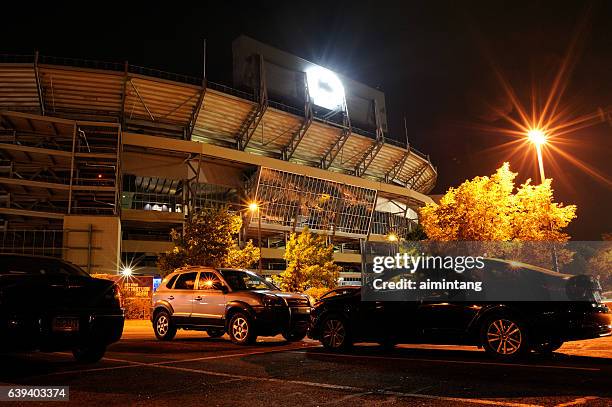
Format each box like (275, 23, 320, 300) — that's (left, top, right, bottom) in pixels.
(1, 320, 611, 406)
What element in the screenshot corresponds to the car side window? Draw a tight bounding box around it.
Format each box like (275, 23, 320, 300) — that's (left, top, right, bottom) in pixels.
(166, 274, 179, 289)
(197, 272, 223, 290)
(173, 272, 198, 290)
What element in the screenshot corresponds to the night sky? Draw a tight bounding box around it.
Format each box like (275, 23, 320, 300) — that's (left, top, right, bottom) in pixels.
(2, 1, 610, 239)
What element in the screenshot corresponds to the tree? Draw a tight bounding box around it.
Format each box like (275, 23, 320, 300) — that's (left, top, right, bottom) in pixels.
(157, 206, 260, 276)
(420, 163, 577, 242)
(276, 228, 341, 293)
(587, 234, 612, 288)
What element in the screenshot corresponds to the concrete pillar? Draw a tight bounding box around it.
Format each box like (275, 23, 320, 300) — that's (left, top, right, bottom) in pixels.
(63, 215, 121, 275)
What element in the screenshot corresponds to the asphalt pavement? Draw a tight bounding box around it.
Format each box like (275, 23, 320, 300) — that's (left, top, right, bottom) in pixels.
(1, 320, 611, 406)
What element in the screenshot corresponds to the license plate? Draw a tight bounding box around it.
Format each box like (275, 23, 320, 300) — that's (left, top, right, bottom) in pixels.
(52, 317, 80, 332)
(293, 308, 311, 314)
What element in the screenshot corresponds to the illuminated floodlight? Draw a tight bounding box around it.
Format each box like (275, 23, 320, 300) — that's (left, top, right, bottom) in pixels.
(527, 128, 547, 146)
(306, 66, 345, 111)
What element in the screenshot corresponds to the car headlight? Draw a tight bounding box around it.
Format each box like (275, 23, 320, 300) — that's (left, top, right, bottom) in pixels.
(262, 294, 283, 307)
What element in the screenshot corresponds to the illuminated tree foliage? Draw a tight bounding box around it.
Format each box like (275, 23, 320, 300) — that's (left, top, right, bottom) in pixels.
(157, 206, 260, 276)
(420, 163, 577, 242)
(587, 234, 612, 287)
(276, 228, 341, 292)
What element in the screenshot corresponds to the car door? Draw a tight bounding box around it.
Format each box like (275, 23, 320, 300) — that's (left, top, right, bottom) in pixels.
(191, 271, 227, 327)
(169, 272, 199, 324)
(415, 271, 479, 343)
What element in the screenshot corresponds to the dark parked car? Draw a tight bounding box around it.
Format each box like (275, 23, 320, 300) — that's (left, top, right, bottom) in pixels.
(0, 254, 124, 363)
(152, 267, 311, 344)
(309, 260, 611, 359)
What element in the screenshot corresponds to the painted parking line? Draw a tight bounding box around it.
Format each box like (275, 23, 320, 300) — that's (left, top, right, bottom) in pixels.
(18, 349, 599, 407)
(288, 351, 601, 371)
(553, 396, 600, 407)
(34, 345, 320, 378)
(150, 345, 320, 366)
(117, 362, 548, 407)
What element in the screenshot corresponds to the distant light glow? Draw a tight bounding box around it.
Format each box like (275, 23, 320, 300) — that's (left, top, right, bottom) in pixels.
(306, 66, 345, 111)
(248, 201, 259, 212)
(120, 266, 133, 277)
(387, 233, 398, 242)
(527, 129, 547, 146)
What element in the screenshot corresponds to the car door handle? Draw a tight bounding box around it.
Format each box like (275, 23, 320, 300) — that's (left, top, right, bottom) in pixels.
(194, 296, 202, 301)
(167, 296, 174, 300)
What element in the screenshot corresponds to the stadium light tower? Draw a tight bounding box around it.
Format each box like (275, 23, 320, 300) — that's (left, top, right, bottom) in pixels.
(527, 128, 547, 183)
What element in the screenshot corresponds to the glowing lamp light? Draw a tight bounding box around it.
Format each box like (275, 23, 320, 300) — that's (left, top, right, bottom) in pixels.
(120, 266, 133, 277)
(527, 129, 547, 146)
(305, 66, 345, 111)
(248, 202, 259, 212)
(387, 233, 398, 242)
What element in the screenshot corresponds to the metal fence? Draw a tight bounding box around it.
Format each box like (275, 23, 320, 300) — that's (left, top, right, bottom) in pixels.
(0, 230, 65, 257)
(251, 167, 377, 237)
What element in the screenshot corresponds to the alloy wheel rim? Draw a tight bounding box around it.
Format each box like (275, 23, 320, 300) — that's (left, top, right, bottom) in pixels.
(487, 319, 522, 355)
(322, 319, 345, 348)
(232, 317, 249, 341)
(157, 315, 168, 336)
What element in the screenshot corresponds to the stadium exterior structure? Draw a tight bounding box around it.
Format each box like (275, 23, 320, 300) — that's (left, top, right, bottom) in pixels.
(0, 45, 436, 282)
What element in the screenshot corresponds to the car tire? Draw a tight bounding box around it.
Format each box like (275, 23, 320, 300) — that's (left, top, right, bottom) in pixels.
(228, 312, 257, 345)
(207, 328, 225, 338)
(154, 310, 177, 341)
(282, 330, 307, 342)
(320, 315, 352, 351)
(72, 343, 106, 364)
(532, 339, 564, 355)
(480, 316, 528, 360)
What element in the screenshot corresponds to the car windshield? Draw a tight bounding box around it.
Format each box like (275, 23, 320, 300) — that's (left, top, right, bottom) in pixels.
(219, 269, 278, 291)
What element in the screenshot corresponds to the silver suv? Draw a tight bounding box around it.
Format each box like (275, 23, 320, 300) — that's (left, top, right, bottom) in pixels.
(152, 267, 311, 345)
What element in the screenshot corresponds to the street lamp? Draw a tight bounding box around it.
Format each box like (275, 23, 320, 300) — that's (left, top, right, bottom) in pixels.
(120, 266, 133, 277)
(527, 128, 547, 183)
(248, 201, 263, 273)
(526, 128, 558, 272)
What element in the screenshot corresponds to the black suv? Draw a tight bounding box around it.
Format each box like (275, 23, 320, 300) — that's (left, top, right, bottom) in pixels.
(0, 254, 125, 363)
(309, 260, 611, 359)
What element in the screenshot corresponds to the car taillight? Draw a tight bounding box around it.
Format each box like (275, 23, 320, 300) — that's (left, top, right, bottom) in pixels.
(114, 284, 123, 308)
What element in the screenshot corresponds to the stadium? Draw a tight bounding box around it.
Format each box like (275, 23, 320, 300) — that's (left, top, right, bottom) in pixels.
(0, 36, 437, 281)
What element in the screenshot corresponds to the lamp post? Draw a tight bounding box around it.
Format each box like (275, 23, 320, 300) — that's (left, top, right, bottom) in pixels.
(526, 128, 559, 272)
(249, 201, 263, 273)
(527, 129, 547, 183)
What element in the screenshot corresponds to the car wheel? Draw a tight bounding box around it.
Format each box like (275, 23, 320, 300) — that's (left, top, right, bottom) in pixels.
(72, 343, 106, 364)
(480, 316, 528, 360)
(154, 310, 177, 341)
(282, 330, 307, 342)
(320, 315, 351, 351)
(207, 328, 225, 338)
(228, 312, 257, 345)
(532, 339, 564, 355)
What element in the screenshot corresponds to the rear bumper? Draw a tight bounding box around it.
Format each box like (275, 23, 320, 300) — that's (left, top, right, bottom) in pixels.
(1, 309, 124, 351)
